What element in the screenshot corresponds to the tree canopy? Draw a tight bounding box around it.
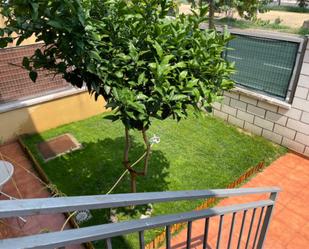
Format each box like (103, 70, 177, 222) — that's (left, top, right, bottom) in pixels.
(0, 0, 234, 131)
(0, 0, 235, 191)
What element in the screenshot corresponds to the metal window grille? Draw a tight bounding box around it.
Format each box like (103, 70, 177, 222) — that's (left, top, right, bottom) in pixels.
(225, 34, 300, 100)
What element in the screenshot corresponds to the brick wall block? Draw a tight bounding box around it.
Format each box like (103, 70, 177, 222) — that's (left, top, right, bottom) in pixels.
(228, 115, 245, 128)
(274, 124, 296, 140)
(213, 109, 228, 121)
(257, 101, 278, 112)
(240, 95, 258, 106)
(254, 116, 274, 130)
(292, 97, 309, 111)
(278, 107, 302, 120)
(282, 138, 305, 154)
(295, 132, 309, 146)
(230, 99, 247, 111)
(265, 111, 287, 126)
(247, 104, 266, 118)
(304, 147, 309, 157)
(294, 87, 309, 99)
(222, 104, 237, 116)
(244, 122, 262, 136)
(287, 119, 309, 135)
(212, 102, 222, 110)
(298, 75, 309, 88)
(301, 62, 309, 76)
(301, 112, 309, 124)
(237, 110, 254, 123)
(262, 129, 283, 144)
(304, 50, 309, 63)
(224, 91, 239, 100)
(223, 96, 231, 105)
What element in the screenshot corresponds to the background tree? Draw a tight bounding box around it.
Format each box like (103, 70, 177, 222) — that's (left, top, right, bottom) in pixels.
(0, 0, 234, 192)
(188, 0, 271, 24)
(298, 0, 308, 8)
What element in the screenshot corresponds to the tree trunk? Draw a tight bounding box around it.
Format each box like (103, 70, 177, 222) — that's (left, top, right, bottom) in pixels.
(130, 172, 137, 193)
(123, 127, 151, 193)
(208, 0, 215, 29)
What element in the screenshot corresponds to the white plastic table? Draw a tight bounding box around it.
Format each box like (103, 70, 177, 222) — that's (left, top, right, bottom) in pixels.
(0, 160, 14, 191)
(0, 160, 26, 222)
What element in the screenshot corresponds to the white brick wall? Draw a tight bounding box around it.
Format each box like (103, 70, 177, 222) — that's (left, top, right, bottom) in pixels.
(213, 45, 309, 156)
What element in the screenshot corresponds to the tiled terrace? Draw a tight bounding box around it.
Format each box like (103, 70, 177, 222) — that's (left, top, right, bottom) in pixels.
(0, 141, 83, 249)
(166, 153, 309, 249)
(0, 141, 308, 249)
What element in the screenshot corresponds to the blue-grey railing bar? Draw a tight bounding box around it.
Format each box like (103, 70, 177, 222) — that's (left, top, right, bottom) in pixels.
(0, 200, 274, 249)
(252, 207, 265, 249)
(245, 208, 257, 249)
(257, 192, 278, 249)
(203, 217, 209, 249)
(0, 187, 280, 218)
(227, 212, 236, 249)
(166, 225, 171, 249)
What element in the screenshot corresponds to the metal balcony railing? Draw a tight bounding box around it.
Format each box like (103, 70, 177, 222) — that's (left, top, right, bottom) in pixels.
(0, 187, 280, 249)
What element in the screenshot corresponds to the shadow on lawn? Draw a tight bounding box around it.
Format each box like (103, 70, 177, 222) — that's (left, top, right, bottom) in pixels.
(39, 135, 170, 249)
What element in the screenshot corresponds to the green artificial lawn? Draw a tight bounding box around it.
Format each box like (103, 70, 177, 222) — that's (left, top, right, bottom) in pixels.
(22, 111, 286, 249)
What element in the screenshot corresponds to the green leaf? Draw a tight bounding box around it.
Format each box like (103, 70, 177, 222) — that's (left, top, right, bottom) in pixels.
(153, 41, 163, 58)
(179, 71, 188, 80)
(89, 51, 101, 61)
(22, 57, 30, 69)
(47, 20, 63, 29)
(138, 72, 146, 85)
(115, 71, 123, 78)
(175, 62, 186, 68)
(29, 71, 38, 82)
(31, 3, 39, 20)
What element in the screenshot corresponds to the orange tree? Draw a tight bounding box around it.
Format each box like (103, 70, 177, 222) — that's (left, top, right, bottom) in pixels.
(0, 0, 234, 192)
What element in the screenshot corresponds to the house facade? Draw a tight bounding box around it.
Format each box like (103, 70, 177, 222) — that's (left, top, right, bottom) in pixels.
(213, 30, 309, 156)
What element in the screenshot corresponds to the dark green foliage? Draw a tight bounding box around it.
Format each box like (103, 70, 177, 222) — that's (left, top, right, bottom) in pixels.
(268, 5, 309, 13)
(298, 0, 309, 8)
(0, 0, 234, 131)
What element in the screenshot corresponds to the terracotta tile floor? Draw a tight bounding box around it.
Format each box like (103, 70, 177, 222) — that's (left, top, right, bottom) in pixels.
(0, 142, 84, 249)
(162, 153, 309, 249)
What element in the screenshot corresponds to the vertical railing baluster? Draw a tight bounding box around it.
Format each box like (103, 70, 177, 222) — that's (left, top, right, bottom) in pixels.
(227, 212, 236, 249)
(245, 208, 257, 249)
(106, 238, 113, 249)
(257, 192, 278, 249)
(237, 210, 247, 249)
(203, 217, 210, 249)
(166, 225, 171, 249)
(139, 231, 145, 249)
(187, 221, 192, 249)
(252, 207, 265, 249)
(216, 215, 224, 249)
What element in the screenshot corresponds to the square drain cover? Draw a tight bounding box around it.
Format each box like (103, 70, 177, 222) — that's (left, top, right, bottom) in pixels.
(37, 133, 81, 161)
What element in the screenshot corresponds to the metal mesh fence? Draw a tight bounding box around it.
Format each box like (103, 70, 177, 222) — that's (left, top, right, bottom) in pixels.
(225, 34, 299, 100)
(0, 44, 71, 104)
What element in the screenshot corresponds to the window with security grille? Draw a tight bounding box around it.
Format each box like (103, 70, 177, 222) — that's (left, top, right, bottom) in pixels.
(225, 34, 299, 100)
